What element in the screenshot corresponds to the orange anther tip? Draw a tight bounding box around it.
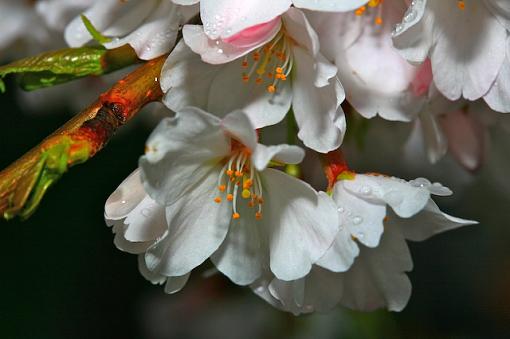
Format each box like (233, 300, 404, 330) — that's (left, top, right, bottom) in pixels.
(255, 78, 263, 84)
(457, 1, 465, 10)
(218, 185, 226, 192)
(276, 67, 283, 74)
(255, 212, 262, 220)
(375, 17, 383, 25)
(226, 169, 234, 176)
(233, 213, 241, 219)
(214, 197, 222, 203)
(267, 85, 276, 93)
(235, 170, 243, 177)
(227, 194, 234, 201)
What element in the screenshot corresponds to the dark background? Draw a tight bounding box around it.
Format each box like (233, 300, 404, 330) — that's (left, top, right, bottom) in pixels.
(1, 77, 510, 339)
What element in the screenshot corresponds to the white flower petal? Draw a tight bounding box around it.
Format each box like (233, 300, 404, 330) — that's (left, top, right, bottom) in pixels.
(430, 1, 506, 100)
(123, 196, 167, 243)
(199, 0, 291, 39)
(282, 8, 319, 56)
(485, 0, 510, 30)
(342, 175, 431, 218)
(112, 223, 154, 254)
(164, 273, 191, 294)
(138, 255, 167, 285)
(140, 107, 230, 205)
(172, 0, 200, 5)
(268, 266, 344, 315)
(332, 184, 386, 248)
(207, 58, 293, 128)
(396, 200, 477, 242)
(211, 203, 264, 286)
(104, 0, 180, 60)
(291, 46, 345, 153)
(316, 218, 360, 272)
(392, 0, 433, 64)
(484, 39, 510, 113)
(183, 23, 278, 64)
(221, 110, 258, 151)
(264, 169, 339, 281)
(161, 41, 224, 112)
(105, 169, 146, 221)
(252, 144, 305, 171)
(339, 226, 413, 312)
(145, 167, 231, 277)
(292, 0, 369, 12)
(65, 0, 157, 47)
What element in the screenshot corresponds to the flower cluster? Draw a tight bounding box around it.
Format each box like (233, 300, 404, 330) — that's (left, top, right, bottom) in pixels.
(6, 0, 506, 315)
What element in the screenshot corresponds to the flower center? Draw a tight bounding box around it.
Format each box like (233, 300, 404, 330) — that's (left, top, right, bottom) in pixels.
(240, 30, 293, 95)
(355, 0, 384, 25)
(213, 147, 264, 221)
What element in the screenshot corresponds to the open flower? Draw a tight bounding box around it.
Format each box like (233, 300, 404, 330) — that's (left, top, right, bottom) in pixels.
(139, 107, 340, 285)
(104, 168, 191, 294)
(65, 0, 189, 60)
(252, 172, 476, 314)
(162, 8, 345, 152)
(308, 0, 433, 122)
(392, 0, 510, 112)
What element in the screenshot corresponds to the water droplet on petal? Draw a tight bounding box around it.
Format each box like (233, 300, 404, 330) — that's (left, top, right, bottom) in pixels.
(353, 216, 363, 225)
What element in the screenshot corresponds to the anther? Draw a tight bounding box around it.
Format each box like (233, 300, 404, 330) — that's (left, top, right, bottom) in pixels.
(375, 17, 383, 25)
(235, 170, 243, 177)
(242, 189, 251, 199)
(267, 85, 276, 93)
(226, 169, 234, 176)
(355, 6, 366, 16)
(218, 185, 226, 192)
(243, 179, 253, 189)
(214, 197, 222, 203)
(457, 0, 465, 10)
(233, 213, 241, 219)
(227, 194, 234, 201)
(255, 212, 262, 220)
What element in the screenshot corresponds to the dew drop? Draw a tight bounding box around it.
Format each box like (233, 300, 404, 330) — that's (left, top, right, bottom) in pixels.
(353, 216, 363, 225)
(404, 10, 416, 22)
(360, 186, 371, 195)
(337, 206, 345, 213)
(141, 208, 152, 218)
